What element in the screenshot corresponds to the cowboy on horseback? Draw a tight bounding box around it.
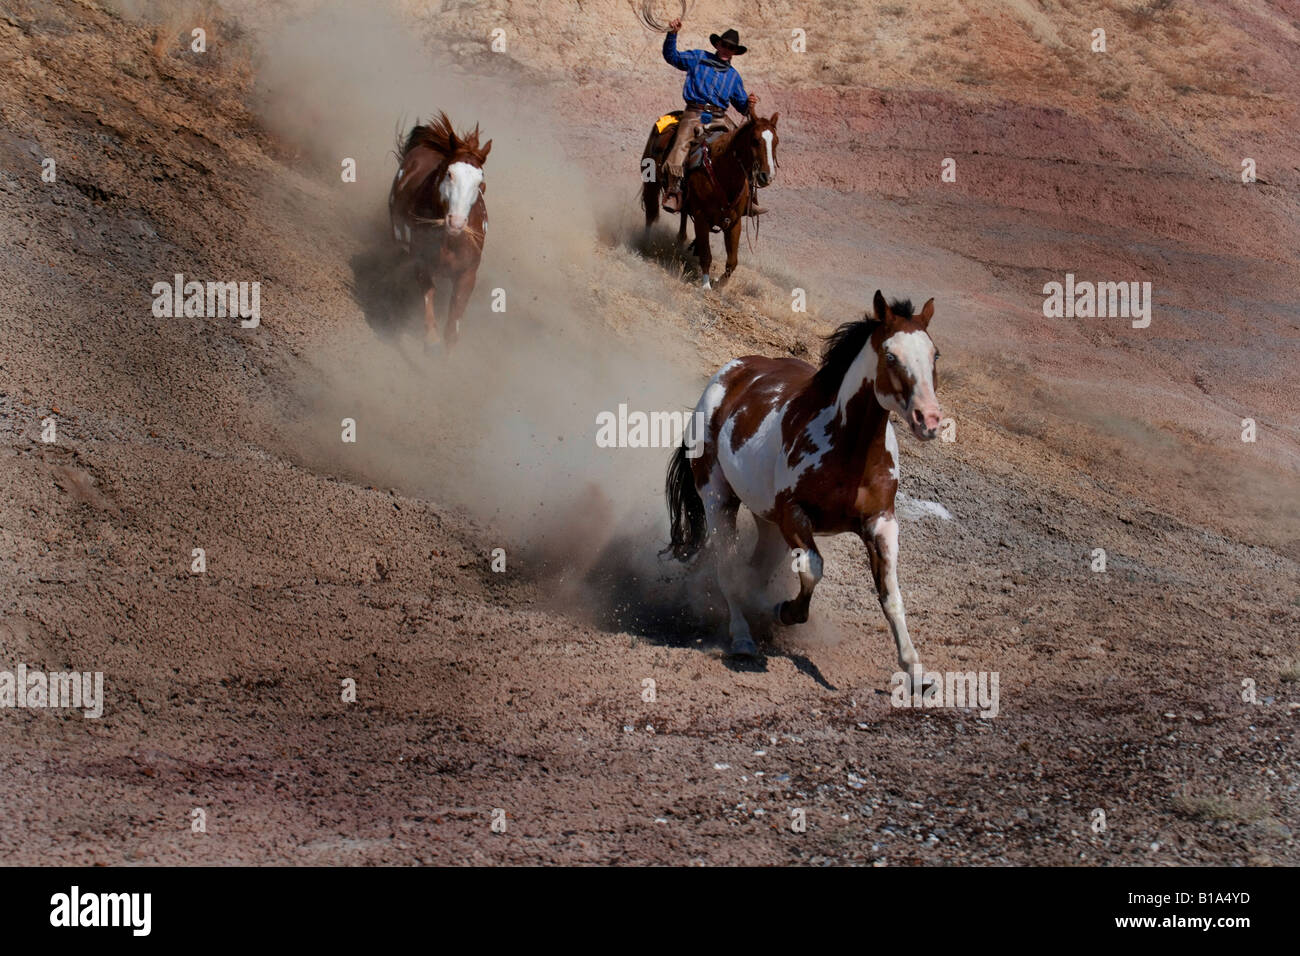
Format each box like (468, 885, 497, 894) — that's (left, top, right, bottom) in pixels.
(660, 19, 765, 217)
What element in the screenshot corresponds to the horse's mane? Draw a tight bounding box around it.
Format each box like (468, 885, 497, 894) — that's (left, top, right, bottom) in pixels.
(709, 117, 756, 157)
(812, 299, 915, 391)
(399, 111, 489, 163)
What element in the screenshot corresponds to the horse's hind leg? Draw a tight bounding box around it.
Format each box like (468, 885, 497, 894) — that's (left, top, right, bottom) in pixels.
(701, 472, 756, 656)
(862, 513, 922, 680)
(773, 506, 822, 626)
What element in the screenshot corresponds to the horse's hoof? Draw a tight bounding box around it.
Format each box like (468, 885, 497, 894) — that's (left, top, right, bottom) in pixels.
(730, 635, 759, 658)
(701, 276, 712, 290)
(775, 601, 806, 626)
(900, 668, 931, 697)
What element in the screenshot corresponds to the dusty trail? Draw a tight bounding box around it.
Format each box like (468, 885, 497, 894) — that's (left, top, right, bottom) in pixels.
(0, 0, 1295, 864)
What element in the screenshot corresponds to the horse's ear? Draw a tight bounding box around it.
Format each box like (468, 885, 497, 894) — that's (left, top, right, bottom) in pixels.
(479, 138, 492, 162)
(872, 289, 889, 323)
(770, 112, 779, 125)
(917, 298, 935, 328)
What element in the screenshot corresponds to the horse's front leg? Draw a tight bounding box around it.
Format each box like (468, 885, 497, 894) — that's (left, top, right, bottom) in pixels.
(718, 215, 742, 286)
(422, 286, 440, 348)
(863, 512, 922, 679)
(445, 267, 477, 349)
(677, 209, 688, 246)
(747, 516, 789, 596)
(693, 215, 713, 289)
(417, 266, 439, 350)
(774, 505, 822, 625)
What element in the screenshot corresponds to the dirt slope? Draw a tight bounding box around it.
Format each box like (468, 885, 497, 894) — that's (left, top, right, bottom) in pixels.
(0, 0, 1295, 864)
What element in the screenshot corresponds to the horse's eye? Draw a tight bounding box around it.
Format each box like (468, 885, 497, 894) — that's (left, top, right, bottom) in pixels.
(934, 351, 940, 360)
(885, 353, 897, 365)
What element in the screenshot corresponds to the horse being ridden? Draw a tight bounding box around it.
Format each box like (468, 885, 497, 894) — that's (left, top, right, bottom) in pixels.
(389, 113, 491, 348)
(656, 22, 763, 218)
(642, 109, 779, 289)
(665, 291, 943, 667)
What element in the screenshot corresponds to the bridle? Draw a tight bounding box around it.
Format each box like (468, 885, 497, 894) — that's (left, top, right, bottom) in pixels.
(698, 120, 773, 233)
(744, 120, 776, 249)
(409, 158, 486, 246)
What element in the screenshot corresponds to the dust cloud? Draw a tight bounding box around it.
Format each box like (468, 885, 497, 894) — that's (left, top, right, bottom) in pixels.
(249, 1, 725, 636)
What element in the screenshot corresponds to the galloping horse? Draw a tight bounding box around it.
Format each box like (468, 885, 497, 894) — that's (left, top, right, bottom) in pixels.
(642, 111, 779, 289)
(665, 291, 943, 669)
(389, 113, 491, 348)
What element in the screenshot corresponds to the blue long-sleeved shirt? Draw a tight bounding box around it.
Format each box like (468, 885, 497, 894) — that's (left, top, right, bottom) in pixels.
(663, 32, 749, 115)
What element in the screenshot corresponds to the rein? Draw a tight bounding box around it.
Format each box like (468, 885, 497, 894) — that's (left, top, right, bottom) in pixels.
(743, 161, 759, 252)
(697, 123, 757, 232)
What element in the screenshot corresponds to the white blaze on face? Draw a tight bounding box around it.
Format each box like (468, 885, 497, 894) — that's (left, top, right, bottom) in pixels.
(878, 330, 938, 419)
(439, 161, 483, 231)
(760, 129, 775, 176)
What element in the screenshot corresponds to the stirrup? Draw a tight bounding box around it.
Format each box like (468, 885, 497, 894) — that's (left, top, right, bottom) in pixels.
(662, 179, 682, 213)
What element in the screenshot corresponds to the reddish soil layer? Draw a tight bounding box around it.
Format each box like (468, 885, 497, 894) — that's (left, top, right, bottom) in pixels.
(0, 0, 1295, 864)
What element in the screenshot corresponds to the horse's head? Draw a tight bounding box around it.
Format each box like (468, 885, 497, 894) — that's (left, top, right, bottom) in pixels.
(438, 126, 492, 235)
(868, 290, 942, 440)
(748, 112, 779, 187)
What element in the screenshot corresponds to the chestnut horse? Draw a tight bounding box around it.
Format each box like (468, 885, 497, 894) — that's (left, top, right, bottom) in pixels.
(642, 111, 779, 289)
(665, 291, 943, 670)
(389, 113, 491, 348)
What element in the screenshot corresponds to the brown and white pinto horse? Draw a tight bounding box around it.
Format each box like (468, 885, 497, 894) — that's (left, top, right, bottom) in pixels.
(665, 291, 943, 667)
(389, 113, 491, 348)
(642, 111, 779, 289)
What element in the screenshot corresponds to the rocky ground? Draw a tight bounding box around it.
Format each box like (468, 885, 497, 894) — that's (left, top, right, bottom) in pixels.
(0, 0, 1295, 864)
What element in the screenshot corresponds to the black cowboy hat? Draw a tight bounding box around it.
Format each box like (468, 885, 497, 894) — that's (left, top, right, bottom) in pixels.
(709, 28, 747, 55)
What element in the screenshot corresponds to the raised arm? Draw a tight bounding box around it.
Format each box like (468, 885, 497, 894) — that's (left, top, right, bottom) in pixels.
(662, 30, 695, 70)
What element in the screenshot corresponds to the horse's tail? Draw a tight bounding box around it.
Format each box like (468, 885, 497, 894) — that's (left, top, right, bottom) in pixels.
(641, 127, 662, 226)
(663, 442, 707, 562)
(642, 178, 661, 226)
